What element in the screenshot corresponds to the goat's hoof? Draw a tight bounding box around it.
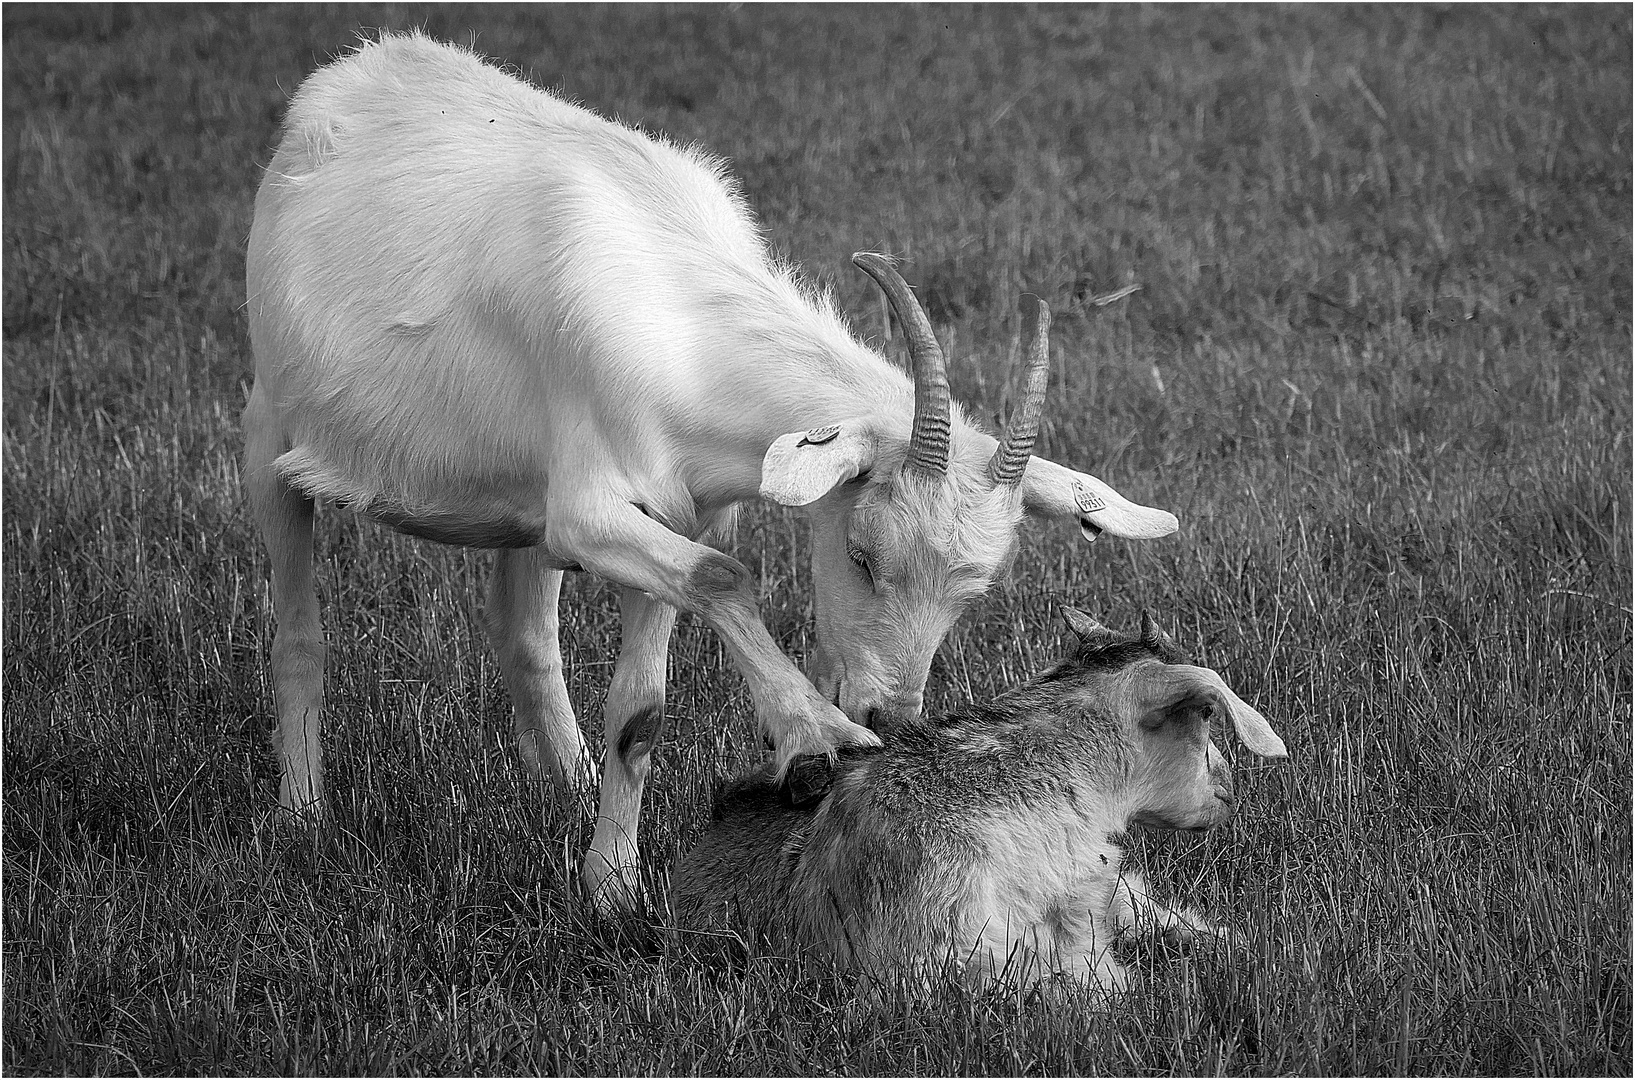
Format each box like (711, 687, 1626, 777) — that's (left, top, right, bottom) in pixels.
(274, 789, 326, 828)
(781, 754, 834, 808)
(582, 859, 643, 916)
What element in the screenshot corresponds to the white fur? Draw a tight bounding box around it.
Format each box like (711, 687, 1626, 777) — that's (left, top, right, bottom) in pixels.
(243, 33, 1178, 908)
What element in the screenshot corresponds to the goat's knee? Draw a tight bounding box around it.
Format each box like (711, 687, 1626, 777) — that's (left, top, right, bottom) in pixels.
(612, 701, 665, 769)
(585, 695, 668, 911)
(583, 587, 674, 912)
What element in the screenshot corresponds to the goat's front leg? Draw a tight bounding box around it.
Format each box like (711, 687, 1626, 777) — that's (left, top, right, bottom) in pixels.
(485, 550, 595, 803)
(553, 500, 879, 780)
(1011, 898, 1130, 1002)
(582, 586, 676, 911)
(1053, 947, 1132, 1005)
(1110, 871, 1226, 949)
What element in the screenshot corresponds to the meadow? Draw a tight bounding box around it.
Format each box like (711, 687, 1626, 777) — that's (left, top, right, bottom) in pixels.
(3, 3, 1630, 1075)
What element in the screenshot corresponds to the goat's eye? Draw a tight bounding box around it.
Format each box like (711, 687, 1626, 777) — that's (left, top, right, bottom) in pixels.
(846, 541, 873, 580)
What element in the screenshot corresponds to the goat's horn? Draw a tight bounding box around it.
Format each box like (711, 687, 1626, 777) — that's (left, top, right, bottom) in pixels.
(988, 294, 1052, 486)
(1140, 611, 1176, 652)
(853, 252, 951, 479)
(1063, 607, 1112, 646)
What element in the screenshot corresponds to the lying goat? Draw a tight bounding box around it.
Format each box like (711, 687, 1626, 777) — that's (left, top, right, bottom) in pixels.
(672, 610, 1287, 996)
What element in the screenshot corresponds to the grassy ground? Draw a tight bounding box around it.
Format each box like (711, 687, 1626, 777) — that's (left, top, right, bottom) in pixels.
(3, 3, 1630, 1075)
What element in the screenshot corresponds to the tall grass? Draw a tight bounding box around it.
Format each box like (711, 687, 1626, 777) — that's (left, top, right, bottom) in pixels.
(4, 4, 1629, 1075)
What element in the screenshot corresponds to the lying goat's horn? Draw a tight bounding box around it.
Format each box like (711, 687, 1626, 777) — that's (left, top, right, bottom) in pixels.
(853, 252, 951, 479)
(1140, 611, 1177, 653)
(988, 294, 1052, 486)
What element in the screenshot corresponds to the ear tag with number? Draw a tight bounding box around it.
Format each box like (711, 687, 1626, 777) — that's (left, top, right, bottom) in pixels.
(798, 424, 841, 447)
(1072, 480, 1106, 514)
(1073, 480, 1106, 543)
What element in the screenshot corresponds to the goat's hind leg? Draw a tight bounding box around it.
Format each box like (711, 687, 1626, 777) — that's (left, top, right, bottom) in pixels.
(584, 586, 676, 912)
(245, 398, 325, 815)
(486, 548, 596, 802)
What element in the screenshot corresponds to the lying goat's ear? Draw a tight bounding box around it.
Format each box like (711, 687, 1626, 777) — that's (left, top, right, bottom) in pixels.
(1175, 664, 1287, 758)
(760, 425, 877, 506)
(1140, 690, 1218, 733)
(1134, 664, 1287, 758)
(1020, 457, 1179, 542)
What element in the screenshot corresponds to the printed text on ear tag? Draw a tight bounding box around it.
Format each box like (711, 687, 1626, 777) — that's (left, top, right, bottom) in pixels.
(799, 424, 841, 447)
(1072, 480, 1106, 515)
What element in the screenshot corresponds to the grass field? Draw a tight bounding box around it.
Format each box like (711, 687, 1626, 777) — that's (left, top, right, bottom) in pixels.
(3, 3, 1630, 1075)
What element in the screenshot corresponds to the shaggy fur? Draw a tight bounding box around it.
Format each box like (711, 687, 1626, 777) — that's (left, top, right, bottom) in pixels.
(673, 612, 1287, 996)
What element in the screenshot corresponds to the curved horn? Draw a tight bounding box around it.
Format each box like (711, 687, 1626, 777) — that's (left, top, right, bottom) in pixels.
(852, 252, 951, 478)
(988, 294, 1052, 486)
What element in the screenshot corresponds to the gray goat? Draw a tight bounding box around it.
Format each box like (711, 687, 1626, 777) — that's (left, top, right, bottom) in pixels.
(672, 609, 1287, 997)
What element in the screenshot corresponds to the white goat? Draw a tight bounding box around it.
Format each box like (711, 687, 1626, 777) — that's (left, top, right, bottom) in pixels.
(673, 610, 1288, 997)
(243, 32, 1177, 906)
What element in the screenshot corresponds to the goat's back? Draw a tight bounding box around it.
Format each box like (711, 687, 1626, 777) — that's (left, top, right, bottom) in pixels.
(245, 31, 801, 516)
(673, 743, 984, 976)
(671, 765, 813, 940)
(255, 31, 764, 310)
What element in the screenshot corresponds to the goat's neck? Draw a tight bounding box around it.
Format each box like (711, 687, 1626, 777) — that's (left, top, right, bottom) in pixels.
(974, 724, 1135, 862)
(1040, 728, 1146, 865)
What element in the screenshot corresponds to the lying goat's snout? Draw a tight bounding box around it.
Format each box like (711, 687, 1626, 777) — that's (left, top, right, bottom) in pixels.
(1202, 745, 1236, 823)
(1211, 752, 1235, 804)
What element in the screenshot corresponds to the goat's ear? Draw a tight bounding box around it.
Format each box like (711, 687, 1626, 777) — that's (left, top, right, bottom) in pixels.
(1140, 691, 1218, 732)
(1169, 664, 1287, 758)
(1020, 457, 1179, 542)
(760, 425, 877, 506)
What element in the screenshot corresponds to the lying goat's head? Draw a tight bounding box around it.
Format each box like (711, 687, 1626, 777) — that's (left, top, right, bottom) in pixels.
(760, 254, 1178, 734)
(1054, 608, 1289, 831)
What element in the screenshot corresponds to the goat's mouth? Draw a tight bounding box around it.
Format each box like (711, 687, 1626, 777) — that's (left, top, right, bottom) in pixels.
(1131, 809, 1184, 831)
(1133, 808, 1222, 833)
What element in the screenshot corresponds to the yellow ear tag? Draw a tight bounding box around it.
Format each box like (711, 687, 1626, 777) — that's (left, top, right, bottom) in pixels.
(799, 424, 841, 447)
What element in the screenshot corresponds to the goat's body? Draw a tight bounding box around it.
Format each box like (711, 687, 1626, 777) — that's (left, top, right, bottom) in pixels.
(249, 33, 913, 546)
(676, 723, 1172, 993)
(673, 615, 1284, 996)
(245, 33, 915, 904)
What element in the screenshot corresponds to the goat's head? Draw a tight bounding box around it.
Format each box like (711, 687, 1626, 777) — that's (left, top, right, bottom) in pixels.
(1055, 608, 1288, 832)
(759, 254, 1179, 734)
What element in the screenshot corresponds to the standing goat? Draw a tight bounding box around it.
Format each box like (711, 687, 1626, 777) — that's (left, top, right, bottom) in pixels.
(244, 32, 1177, 906)
(673, 610, 1288, 997)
